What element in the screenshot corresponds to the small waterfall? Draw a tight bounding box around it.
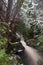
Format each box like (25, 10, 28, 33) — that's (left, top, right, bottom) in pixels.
(16, 32, 41, 65)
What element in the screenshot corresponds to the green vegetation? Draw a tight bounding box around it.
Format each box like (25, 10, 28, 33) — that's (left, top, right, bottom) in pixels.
(38, 60, 43, 65)
(0, 0, 43, 65)
(37, 35, 43, 52)
(0, 35, 7, 47)
(38, 35, 43, 43)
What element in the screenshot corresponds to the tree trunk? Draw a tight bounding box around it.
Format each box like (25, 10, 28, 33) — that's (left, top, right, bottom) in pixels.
(5, 0, 12, 23)
(10, 0, 25, 30)
(0, 0, 3, 20)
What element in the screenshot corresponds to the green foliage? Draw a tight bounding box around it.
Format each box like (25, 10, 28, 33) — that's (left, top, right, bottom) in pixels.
(16, 21, 41, 40)
(38, 60, 43, 65)
(0, 49, 10, 65)
(0, 22, 8, 33)
(0, 49, 21, 65)
(28, 2, 32, 7)
(0, 51, 12, 65)
(0, 0, 43, 64)
(0, 35, 8, 47)
(38, 46, 43, 52)
(38, 35, 43, 42)
(31, 13, 36, 19)
(37, 35, 43, 52)
(0, 49, 5, 59)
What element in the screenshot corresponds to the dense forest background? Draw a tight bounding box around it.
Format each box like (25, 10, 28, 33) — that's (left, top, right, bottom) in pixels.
(0, 0, 43, 65)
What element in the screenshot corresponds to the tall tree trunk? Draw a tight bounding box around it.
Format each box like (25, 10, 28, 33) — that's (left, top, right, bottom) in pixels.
(0, 0, 3, 20)
(5, 0, 25, 42)
(12, 0, 25, 22)
(10, 0, 25, 30)
(5, 0, 12, 23)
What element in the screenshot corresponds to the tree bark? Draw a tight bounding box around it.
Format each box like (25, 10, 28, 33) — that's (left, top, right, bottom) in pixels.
(0, 0, 3, 20)
(12, 0, 25, 22)
(5, 0, 12, 23)
(10, 0, 25, 30)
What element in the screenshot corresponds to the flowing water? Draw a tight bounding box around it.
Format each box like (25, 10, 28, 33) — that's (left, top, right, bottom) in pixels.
(20, 40, 41, 65)
(16, 32, 41, 65)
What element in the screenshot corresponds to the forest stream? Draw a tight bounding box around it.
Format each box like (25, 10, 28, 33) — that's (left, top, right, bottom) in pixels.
(15, 33, 41, 65)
